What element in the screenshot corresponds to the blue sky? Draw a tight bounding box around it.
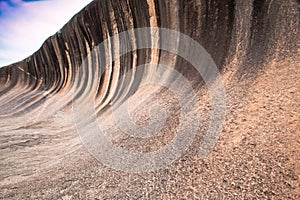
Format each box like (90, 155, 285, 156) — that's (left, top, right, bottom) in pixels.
(0, 0, 93, 67)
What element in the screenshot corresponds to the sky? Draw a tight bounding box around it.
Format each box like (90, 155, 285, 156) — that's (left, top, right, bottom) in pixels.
(0, 0, 93, 67)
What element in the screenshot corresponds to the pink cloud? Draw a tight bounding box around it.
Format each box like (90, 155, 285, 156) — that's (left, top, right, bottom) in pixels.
(0, 0, 93, 67)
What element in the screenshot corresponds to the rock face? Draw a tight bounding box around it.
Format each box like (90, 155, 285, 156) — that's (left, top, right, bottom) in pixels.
(0, 0, 299, 199)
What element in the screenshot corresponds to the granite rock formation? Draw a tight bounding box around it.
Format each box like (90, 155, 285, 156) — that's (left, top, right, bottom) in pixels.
(0, 0, 299, 198)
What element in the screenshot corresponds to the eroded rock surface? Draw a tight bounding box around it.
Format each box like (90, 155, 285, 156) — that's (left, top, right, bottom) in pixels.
(0, 0, 299, 199)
